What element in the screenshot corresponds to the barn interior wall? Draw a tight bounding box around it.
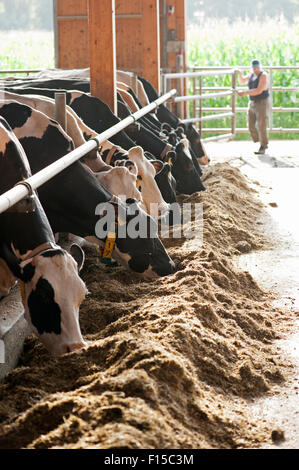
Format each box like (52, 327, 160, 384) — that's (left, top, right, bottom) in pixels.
(54, 0, 186, 94)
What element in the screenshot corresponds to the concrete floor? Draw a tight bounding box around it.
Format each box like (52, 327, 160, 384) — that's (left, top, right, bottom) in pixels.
(205, 139, 299, 168)
(205, 140, 299, 449)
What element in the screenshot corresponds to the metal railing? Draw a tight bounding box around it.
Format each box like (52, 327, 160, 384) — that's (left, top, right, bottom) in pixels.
(0, 89, 177, 214)
(162, 66, 299, 139)
(162, 69, 237, 142)
(0, 69, 42, 77)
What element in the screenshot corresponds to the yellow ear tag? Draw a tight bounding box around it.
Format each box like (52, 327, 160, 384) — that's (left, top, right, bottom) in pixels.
(167, 156, 173, 167)
(20, 281, 26, 307)
(100, 232, 117, 264)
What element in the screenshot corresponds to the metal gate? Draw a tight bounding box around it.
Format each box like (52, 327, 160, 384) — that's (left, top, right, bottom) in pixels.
(162, 65, 299, 141)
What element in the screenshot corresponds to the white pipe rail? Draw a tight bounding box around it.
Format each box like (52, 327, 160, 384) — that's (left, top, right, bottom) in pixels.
(196, 107, 299, 113)
(200, 128, 299, 134)
(0, 88, 177, 215)
(191, 65, 299, 71)
(182, 112, 234, 124)
(174, 90, 233, 103)
(203, 133, 234, 143)
(163, 69, 234, 79)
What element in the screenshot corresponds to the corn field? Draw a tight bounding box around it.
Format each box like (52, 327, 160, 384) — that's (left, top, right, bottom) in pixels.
(187, 17, 299, 139)
(0, 31, 54, 72)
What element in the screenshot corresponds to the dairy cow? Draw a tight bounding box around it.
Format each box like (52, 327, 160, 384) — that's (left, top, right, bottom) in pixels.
(1, 90, 112, 173)
(0, 102, 175, 279)
(0, 116, 88, 356)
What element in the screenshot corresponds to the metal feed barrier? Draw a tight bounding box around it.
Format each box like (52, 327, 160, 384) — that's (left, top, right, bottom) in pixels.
(0, 89, 177, 214)
(162, 66, 299, 141)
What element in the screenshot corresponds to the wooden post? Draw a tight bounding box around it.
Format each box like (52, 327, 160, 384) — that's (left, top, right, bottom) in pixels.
(89, 0, 117, 113)
(55, 92, 67, 131)
(141, 0, 161, 94)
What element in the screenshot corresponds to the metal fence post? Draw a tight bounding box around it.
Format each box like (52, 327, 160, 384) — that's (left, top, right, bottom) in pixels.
(199, 76, 202, 135)
(269, 68, 273, 131)
(231, 70, 236, 137)
(192, 74, 196, 125)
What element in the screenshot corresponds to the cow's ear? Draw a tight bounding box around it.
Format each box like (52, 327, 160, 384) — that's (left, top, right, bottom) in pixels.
(1, 244, 23, 280)
(166, 151, 176, 167)
(150, 160, 163, 174)
(70, 244, 85, 272)
(124, 159, 138, 175)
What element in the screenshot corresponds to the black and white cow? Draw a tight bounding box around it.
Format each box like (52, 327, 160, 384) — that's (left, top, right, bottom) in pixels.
(0, 116, 88, 356)
(0, 102, 175, 278)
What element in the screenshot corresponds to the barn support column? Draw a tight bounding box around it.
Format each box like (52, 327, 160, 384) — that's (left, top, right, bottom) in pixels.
(88, 0, 117, 113)
(141, 0, 161, 95)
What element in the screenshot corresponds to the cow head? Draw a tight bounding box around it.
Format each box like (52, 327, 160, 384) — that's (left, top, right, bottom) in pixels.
(4, 243, 88, 356)
(127, 146, 169, 217)
(150, 159, 177, 204)
(183, 123, 210, 165)
(93, 198, 175, 279)
(95, 165, 146, 211)
(165, 139, 205, 195)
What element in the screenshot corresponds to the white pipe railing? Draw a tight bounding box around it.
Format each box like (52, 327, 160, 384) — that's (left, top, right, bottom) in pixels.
(181, 112, 234, 124)
(174, 90, 233, 103)
(0, 88, 177, 215)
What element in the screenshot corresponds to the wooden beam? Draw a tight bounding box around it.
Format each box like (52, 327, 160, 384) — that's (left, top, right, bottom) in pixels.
(141, 0, 161, 94)
(88, 0, 117, 113)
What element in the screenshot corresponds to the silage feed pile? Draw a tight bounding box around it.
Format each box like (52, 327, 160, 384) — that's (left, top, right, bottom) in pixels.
(0, 163, 293, 449)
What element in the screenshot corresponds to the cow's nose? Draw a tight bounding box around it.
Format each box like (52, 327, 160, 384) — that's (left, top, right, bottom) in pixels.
(62, 342, 86, 354)
(197, 156, 210, 165)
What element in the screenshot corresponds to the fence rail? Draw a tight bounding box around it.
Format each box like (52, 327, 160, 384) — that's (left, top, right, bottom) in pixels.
(162, 68, 237, 142)
(0, 69, 41, 76)
(0, 89, 177, 215)
(162, 65, 299, 139)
